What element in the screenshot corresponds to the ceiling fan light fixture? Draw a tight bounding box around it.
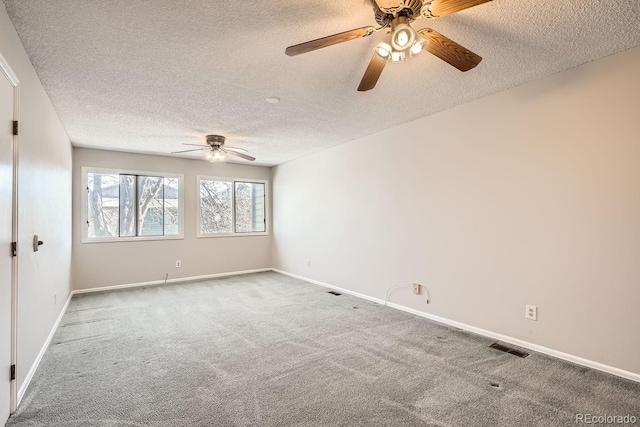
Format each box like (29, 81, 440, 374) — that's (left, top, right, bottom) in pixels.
(375, 38, 409, 63)
(204, 148, 226, 162)
(375, 42, 392, 59)
(390, 51, 404, 62)
(410, 40, 426, 56)
(212, 150, 226, 162)
(391, 23, 416, 51)
(174, 134, 255, 162)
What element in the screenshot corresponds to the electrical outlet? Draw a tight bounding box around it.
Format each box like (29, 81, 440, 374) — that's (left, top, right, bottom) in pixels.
(176, 260, 181, 268)
(525, 304, 537, 321)
(413, 283, 421, 295)
(306, 259, 311, 267)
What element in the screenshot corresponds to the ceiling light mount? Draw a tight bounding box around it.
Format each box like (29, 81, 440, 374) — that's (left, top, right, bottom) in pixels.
(206, 134, 226, 147)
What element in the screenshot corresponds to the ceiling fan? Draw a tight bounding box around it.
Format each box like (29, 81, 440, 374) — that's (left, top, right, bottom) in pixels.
(285, 0, 490, 91)
(172, 135, 256, 162)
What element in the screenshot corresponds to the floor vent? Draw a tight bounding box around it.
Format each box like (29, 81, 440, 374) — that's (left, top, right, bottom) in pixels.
(327, 291, 342, 296)
(490, 343, 529, 358)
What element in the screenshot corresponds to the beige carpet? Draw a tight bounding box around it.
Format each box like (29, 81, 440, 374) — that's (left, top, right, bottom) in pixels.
(6, 272, 640, 426)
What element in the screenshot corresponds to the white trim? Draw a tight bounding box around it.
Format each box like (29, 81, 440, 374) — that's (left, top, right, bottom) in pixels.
(271, 269, 386, 305)
(196, 232, 270, 239)
(0, 51, 19, 86)
(83, 235, 184, 244)
(72, 268, 272, 295)
(10, 77, 18, 417)
(1, 48, 20, 415)
(384, 302, 640, 383)
(81, 166, 185, 243)
(82, 166, 184, 178)
(17, 293, 72, 405)
(196, 175, 269, 238)
(272, 269, 640, 383)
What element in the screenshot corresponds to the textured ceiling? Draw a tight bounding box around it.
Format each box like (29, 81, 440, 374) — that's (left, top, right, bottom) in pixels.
(4, 0, 640, 166)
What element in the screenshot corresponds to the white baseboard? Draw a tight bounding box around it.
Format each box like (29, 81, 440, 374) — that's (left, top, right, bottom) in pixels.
(272, 269, 386, 305)
(272, 268, 640, 383)
(17, 292, 73, 404)
(72, 268, 272, 295)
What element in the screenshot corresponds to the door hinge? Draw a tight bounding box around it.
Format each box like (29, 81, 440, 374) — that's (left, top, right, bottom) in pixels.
(11, 241, 17, 257)
(13, 121, 18, 136)
(10, 365, 15, 381)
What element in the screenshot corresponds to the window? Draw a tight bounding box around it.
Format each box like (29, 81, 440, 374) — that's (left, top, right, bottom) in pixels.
(198, 176, 267, 237)
(83, 167, 183, 242)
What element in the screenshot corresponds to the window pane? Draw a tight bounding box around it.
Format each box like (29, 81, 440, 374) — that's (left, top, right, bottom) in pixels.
(235, 182, 265, 233)
(86, 170, 182, 240)
(87, 173, 119, 238)
(163, 177, 180, 235)
(119, 175, 136, 237)
(138, 176, 164, 236)
(200, 179, 233, 234)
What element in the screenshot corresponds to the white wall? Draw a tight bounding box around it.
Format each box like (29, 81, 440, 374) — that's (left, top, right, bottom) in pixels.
(0, 4, 73, 391)
(72, 148, 272, 290)
(272, 46, 640, 375)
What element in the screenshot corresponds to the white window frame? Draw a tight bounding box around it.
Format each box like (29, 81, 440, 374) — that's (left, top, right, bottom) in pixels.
(197, 175, 269, 238)
(81, 166, 185, 243)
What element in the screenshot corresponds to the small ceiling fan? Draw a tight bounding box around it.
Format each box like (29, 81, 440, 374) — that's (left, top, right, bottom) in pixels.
(285, 0, 491, 91)
(172, 135, 256, 162)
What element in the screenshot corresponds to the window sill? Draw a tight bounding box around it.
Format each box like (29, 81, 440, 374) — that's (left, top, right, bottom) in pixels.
(82, 235, 184, 244)
(197, 232, 269, 238)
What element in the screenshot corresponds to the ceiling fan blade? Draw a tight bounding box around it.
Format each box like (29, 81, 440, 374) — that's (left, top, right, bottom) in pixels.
(225, 146, 249, 154)
(358, 54, 387, 92)
(172, 148, 207, 154)
(286, 26, 377, 57)
(424, 0, 492, 18)
(222, 148, 255, 162)
(182, 143, 209, 147)
(420, 29, 482, 71)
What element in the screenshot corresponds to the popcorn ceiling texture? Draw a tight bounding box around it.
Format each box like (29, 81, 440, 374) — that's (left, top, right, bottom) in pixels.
(3, 0, 640, 165)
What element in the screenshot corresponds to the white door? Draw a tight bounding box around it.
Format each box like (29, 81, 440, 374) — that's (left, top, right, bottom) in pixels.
(0, 61, 15, 425)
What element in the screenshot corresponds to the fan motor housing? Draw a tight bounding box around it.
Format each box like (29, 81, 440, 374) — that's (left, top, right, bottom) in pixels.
(206, 134, 226, 147)
(374, 0, 423, 25)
